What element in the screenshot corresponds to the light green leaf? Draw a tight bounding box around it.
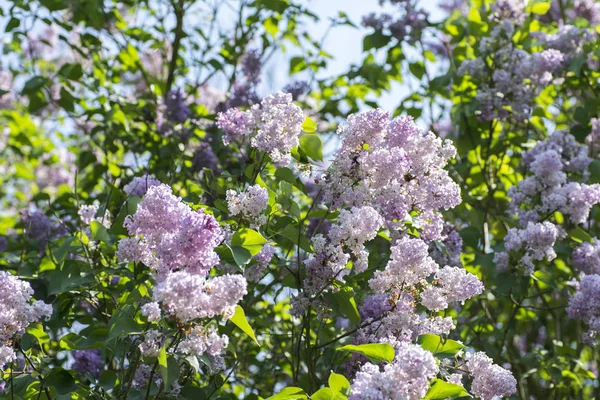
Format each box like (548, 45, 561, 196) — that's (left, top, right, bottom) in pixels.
(311, 388, 334, 400)
(231, 228, 268, 256)
(299, 134, 323, 161)
(230, 305, 259, 345)
(301, 116, 318, 133)
(336, 343, 395, 364)
(526, 0, 551, 14)
(90, 220, 111, 243)
(418, 334, 466, 357)
(328, 372, 350, 395)
(266, 386, 307, 400)
(426, 379, 470, 399)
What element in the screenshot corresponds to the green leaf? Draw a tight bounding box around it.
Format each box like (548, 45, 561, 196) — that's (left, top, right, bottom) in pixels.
(231, 228, 268, 256)
(47, 368, 78, 395)
(299, 134, 323, 161)
(332, 288, 361, 326)
(22, 76, 49, 94)
(363, 31, 391, 51)
(60, 330, 106, 350)
(568, 226, 593, 243)
(107, 310, 143, 340)
(328, 372, 350, 395)
(160, 353, 180, 391)
(266, 386, 307, 400)
(99, 370, 117, 391)
(90, 220, 111, 243)
(426, 379, 470, 399)
(58, 63, 84, 80)
(409, 61, 426, 80)
(418, 334, 466, 357)
(301, 116, 318, 133)
(336, 343, 395, 364)
(5, 17, 20, 32)
(230, 305, 259, 345)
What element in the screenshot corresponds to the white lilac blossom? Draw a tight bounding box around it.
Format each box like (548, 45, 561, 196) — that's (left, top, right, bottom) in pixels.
(0, 345, 16, 370)
(141, 302, 161, 322)
(179, 326, 229, 358)
(466, 352, 517, 400)
(226, 184, 269, 228)
(217, 92, 304, 166)
(495, 221, 558, 275)
(370, 237, 438, 292)
(587, 118, 600, 155)
(572, 240, 600, 275)
(118, 184, 224, 275)
(567, 274, 600, 345)
(78, 204, 99, 225)
(152, 271, 247, 322)
(0, 271, 52, 342)
(123, 175, 161, 197)
(139, 330, 164, 357)
(420, 266, 483, 311)
(349, 343, 438, 400)
(321, 111, 460, 231)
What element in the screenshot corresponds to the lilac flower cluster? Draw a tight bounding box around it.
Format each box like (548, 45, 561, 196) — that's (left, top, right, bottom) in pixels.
(459, 22, 567, 122)
(118, 184, 224, 276)
(429, 223, 464, 267)
(178, 325, 229, 363)
(349, 342, 438, 400)
(220, 49, 262, 110)
(572, 239, 600, 275)
(362, 0, 428, 43)
(283, 81, 309, 100)
(123, 175, 161, 197)
(321, 110, 460, 234)
(507, 131, 599, 227)
(72, 350, 103, 378)
(138, 330, 164, 357)
(354, 292, 456, 349)
(534, 25, 595, 63)
(494, 222, 559, 275)
(165, 89, 191, 124)
(226, 184, 269, 228)
(567, 274, 600, 344)
(78, 204, 111, 228)
(117, 182, 248, 371)
(151, 271, 247, 322)
(316, 110, 515, 397)
(245, 245, 276, 282)
(217, 92, 304, 166)
(0, 272, 52, 369)
(293, 206, 383, 317)
(491, 0, 526, 22)
(466, 352, 518, 400)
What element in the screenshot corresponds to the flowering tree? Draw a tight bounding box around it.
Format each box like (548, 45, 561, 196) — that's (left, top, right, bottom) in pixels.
(1, 0, 600, 399)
